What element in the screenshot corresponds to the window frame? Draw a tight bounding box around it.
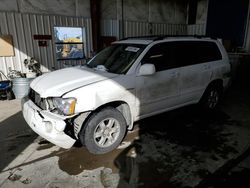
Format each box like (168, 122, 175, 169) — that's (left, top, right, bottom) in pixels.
(54, 26, 85, 61)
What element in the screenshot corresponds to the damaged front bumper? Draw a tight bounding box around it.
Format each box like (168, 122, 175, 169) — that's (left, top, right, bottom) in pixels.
(22, 97, 76, 149)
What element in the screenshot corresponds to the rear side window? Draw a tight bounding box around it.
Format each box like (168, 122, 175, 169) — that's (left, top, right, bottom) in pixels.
(142, 40, 223, 72)
(197, 41, 222, 62)
(173, 41, 222, 67)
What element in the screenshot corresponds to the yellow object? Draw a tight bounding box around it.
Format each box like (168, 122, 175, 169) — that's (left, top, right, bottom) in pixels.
(62, 37, 82, 57)
(68, 99, 76, 115)
(63, 38, 81, 43)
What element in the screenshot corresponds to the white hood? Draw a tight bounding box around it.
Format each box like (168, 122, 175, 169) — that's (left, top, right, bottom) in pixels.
(31, 67, 117, 97)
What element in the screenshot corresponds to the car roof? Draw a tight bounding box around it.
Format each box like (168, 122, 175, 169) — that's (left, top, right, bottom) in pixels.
(114, 39, 153, 45)
(114, 35, 217, 45)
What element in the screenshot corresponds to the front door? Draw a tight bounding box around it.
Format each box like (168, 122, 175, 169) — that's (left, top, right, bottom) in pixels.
(135, 43, 181, 117)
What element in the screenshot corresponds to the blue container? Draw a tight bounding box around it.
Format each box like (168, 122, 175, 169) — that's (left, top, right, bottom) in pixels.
(0, 81, 11, 90)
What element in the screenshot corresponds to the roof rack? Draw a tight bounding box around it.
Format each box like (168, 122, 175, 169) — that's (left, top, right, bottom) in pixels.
(120, 35, 217, 41)
(119, 35, 161, 41)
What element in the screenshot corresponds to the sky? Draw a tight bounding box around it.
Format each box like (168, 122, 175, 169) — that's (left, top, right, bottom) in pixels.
(54, 27, 83, 41)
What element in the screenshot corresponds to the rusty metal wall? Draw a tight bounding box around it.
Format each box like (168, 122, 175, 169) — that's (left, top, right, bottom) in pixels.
(0, 11, 92, 76)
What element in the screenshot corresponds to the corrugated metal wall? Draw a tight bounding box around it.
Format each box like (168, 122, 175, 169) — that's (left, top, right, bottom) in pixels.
(150, 23, 187, 36)
(101, 19, 204, 39)
(124, 21, 150, 37)
(101, 19, 119, 38)
(187, 24, 206, 35)
(124, 21, 188, 37)
(0, 11, 92, 76)
(0, 11, 206, 77)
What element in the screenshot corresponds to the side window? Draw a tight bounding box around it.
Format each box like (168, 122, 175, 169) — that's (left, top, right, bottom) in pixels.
(173, 42, 195, 67)
(173, 41, 223, 67)
(197, 42, 222, 63)
(142, 40, 222, 71)
(142, 43, 175, 72)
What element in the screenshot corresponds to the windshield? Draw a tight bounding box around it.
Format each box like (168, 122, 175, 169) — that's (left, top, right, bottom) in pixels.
(86, 43, 146, 74)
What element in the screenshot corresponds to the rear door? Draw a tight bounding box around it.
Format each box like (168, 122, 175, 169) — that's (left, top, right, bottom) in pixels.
(176, 41, 223, 103)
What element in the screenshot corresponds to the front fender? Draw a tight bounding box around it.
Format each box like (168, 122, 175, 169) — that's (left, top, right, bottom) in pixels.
(63, 78, 136, 116)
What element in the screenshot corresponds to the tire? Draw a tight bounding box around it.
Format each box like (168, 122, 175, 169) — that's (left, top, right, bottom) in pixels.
(200, 85, 222, 110)
(80, 107, 127, 154)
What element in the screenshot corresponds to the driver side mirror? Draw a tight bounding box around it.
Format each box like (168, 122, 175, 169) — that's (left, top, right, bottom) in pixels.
(138, 64, 156, 76)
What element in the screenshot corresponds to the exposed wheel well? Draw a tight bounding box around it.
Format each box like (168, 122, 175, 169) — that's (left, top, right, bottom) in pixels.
(199, 79, 223, 103)
(207, 79, 223, 92)
(74, 101, 132, 145)
(80, 107, 127, 154)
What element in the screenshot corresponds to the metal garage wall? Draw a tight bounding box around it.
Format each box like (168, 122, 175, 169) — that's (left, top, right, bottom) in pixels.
(187, 24, 206, 35)
(0, 11, 92, 76)
(101, 19, 119, 38)
(101, 19, 189, 39)
(124, 21, 150, 37)
(150, 23, 187, 36)
(0, 11, 205, 77)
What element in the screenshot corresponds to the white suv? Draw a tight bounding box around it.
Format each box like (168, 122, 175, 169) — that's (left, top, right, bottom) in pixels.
(22, 36, 231, 154)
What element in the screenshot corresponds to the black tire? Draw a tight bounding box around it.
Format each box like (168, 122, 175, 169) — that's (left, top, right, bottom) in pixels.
(200, 85, 222, 110)
(80, 107, 127, 154)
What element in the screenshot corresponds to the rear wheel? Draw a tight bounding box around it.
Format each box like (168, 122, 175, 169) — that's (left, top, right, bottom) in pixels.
(200, 85, 222, 110)
(80, 107, 127, 154)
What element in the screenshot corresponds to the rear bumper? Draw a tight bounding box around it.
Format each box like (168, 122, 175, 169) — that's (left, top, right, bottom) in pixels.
(22, 97, 76, 149)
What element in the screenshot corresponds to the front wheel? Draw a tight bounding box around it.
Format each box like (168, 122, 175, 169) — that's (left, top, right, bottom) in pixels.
(80, 107, 127, 154)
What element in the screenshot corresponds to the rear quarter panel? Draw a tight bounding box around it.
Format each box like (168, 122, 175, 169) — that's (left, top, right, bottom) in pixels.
(210, 41, 231, 88)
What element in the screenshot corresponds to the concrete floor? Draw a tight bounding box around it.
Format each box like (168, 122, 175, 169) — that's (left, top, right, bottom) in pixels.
(0, 84, 250, 188)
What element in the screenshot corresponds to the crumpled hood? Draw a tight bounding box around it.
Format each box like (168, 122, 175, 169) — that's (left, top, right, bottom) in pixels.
(31, 67, 118, 97)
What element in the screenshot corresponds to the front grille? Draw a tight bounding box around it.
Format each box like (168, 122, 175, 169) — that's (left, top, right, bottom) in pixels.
(29, 89, 47, 110)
